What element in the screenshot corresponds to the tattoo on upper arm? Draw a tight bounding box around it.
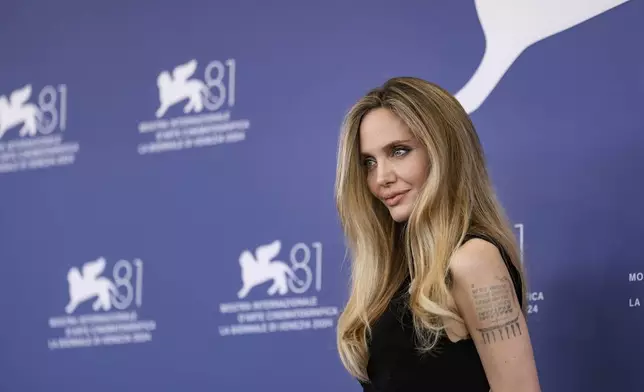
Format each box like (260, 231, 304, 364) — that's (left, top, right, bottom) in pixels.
(470, 276, 521, 344)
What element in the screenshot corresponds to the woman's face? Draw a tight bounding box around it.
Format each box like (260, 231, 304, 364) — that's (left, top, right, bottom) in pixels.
(359, 108, 430, 222)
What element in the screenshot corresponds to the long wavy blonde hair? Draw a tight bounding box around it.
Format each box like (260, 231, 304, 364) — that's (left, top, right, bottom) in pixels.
(334, 77, 527, 381)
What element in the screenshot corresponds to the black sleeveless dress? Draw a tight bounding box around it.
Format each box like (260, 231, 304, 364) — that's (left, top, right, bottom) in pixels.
(360, 234, 523, 391)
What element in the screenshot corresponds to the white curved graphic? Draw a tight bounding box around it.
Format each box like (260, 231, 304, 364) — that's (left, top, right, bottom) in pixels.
(0, 84, 42, 139)
(237, 240, 304, 299)
(455, 0, 631, 113)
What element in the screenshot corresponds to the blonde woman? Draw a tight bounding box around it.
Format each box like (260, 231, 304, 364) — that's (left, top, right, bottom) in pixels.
(334, 77, 541, 391)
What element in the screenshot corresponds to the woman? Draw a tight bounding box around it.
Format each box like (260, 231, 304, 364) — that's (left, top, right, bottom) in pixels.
(334, 77, 541, 391)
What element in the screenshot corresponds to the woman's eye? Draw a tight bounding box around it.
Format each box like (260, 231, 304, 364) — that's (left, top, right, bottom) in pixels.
(393, 147, 409, 157)
(363, 158, 376, 168)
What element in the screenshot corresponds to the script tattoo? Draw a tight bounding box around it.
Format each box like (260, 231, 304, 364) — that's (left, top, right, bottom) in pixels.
(470, 276, 521, 344)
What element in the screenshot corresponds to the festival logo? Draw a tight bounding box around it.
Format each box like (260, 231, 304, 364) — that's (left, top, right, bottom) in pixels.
(455, 0, 631, 113)
(217, 240, 339, 337)
(47, 256, 156, 350)
(0, 83, 78, 174)
(136, 58, 250, 155)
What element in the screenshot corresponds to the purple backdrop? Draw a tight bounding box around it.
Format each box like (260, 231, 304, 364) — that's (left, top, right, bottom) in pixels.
(0, 1, 642, 391)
